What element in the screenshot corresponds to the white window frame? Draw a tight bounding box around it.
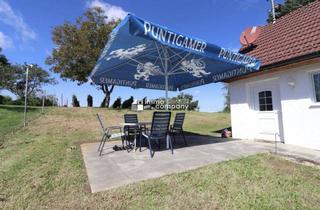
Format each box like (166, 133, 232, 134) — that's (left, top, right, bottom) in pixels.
(310, 71, 320, 104)
(258, 90, 274, 112)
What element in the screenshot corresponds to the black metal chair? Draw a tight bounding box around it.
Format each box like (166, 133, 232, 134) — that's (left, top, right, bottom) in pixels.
(170, 113, 187, 146)
(96, 114, 125, 156)
(124, 114, 138, 124)
(123, 114, 139, 148)
(139, 111, 173, 158)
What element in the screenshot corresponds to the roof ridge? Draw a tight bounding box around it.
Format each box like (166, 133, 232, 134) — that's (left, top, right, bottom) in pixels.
(241, 0, 320, 67)
(265, 0, 319, 27)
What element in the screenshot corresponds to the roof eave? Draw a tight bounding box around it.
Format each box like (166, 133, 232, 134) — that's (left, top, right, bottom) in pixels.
(224, 51, 320, 83)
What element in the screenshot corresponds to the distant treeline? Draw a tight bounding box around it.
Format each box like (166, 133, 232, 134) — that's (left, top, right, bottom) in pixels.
(0, 95, 58, 106)
(70, 93, 199, 111)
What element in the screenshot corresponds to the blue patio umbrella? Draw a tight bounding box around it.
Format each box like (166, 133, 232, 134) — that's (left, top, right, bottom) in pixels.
(90, 14, 260, 107)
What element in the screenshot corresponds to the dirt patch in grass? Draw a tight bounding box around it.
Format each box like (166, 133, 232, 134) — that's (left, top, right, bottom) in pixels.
(263, 155, 297, 174)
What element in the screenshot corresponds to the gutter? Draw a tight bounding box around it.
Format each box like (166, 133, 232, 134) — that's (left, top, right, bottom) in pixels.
(260, 51, 320, 71)
(225, 51, 320, 83)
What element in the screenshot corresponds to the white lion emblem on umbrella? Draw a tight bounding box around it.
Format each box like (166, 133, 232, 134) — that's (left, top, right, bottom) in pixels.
(180, 59, 210, 77)
(106, 44, 147, 60)
(134, 62, 161, 81)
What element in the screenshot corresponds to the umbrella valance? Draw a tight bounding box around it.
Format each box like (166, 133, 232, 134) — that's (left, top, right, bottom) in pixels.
(90, 14, 260, 92)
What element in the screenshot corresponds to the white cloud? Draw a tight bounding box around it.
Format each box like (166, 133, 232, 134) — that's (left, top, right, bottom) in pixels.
(0, 0, 36, 42)
(87, 0, 127, 23)
(0, 31, 12, 49)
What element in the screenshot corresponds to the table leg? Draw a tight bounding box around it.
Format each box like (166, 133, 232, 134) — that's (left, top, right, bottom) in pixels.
(166, 134, 169, 149)
(134, 128, 137, 152)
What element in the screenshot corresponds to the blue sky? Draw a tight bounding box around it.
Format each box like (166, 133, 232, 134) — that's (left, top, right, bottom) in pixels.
(0, 0, 281, 112)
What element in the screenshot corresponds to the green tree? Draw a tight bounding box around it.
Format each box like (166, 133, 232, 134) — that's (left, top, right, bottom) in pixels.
(72, 94, 80, 107)
(5, 64, 56, 98)
(87, 94, 93, 107)
(0, 95, 12, 105)
(176, 92, 193, 102)
(121, 96, 134, 109)
(169, 92, 199, 111)
(46, 7, 119, 108)
(223, 84, 230, 113)
(45, 95, 59, 106)
(267, 0, 316, 23)
(0, 48, 9, 66)
(188, 100, 199, 111)
(0, 48, 13, 89)
(112, 97, 121, 109)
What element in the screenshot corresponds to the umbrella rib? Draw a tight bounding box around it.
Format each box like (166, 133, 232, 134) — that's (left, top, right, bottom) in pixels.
(92, 59, 134, 77)
(168, 52, 191, 73)
(167, 47, 184, 59)
(154, 41, 166, 71)
(169, 71, 189, 75)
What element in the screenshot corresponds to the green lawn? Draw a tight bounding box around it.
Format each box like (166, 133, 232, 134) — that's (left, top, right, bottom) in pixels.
(1, 107, 319, 209)
(0, 105, 42, 137)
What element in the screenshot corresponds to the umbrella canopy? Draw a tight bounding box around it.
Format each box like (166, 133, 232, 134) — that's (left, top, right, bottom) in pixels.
(90, 14, 260, 103)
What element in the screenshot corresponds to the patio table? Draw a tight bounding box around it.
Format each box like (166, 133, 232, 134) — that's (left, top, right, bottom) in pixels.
(121, 122, 171, 151)
(121, 122, 152, 151)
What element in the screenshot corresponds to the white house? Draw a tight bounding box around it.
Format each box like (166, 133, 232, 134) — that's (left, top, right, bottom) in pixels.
(227, 1, 320, 150)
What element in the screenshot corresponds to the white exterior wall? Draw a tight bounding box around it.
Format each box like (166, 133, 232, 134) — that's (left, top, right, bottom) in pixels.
(230, 63, 320, 150)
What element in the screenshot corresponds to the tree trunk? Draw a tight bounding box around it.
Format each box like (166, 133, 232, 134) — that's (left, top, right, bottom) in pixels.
(104, 92, 111, 108)
(101, 84, 114, 108)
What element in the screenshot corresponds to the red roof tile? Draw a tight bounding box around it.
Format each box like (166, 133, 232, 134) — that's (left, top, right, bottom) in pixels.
(240, 0, 320, 67)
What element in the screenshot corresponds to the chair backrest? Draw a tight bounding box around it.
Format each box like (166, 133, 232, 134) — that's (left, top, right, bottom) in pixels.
(124, 114, 138, 124)
(173, 113, 185, 130)
(96, 114, 107, 135)
(150, 112, 171, 138)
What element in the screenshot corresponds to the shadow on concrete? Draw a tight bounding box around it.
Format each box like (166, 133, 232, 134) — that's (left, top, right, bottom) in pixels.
(136, 131, 239, 153)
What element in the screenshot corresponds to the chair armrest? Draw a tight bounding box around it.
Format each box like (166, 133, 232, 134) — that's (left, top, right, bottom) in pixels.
(106, 126, 124, 135)
(107, 125, 122, 130)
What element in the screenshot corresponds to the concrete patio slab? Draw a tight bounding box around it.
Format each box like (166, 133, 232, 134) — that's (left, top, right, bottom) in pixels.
(81, 136, 320, 193)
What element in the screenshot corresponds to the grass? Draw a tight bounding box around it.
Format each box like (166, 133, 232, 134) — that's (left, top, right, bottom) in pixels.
(1, 107, 320, 209)
(0, 105, 42, 138)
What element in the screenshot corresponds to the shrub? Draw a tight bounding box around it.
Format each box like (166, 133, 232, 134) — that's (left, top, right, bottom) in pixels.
(87, 95, 93, 107)
(72, 95, 80, 107)
(188, 100, 199, 111)
(121, 96, 134, 109)
(0, 95, 58, 106)
(100, 97, 106, 108)
(44, 95, 58, 106)
(0, 95, 12, 105)
(112, 97, 121, 109)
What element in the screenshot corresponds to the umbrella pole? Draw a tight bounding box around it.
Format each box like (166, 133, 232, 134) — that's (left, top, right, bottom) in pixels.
(165, 74, 168, 110)
(164, 47, 169, 110)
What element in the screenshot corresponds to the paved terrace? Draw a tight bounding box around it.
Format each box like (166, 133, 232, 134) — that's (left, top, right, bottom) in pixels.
(81, 135, 320, 193)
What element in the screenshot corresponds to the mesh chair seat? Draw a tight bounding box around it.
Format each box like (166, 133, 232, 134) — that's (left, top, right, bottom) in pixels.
(123, 114, 140, 150)
(139, 112, 173, 158)
(96, 114, 125, 156)
(170, 113, 187, 146)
